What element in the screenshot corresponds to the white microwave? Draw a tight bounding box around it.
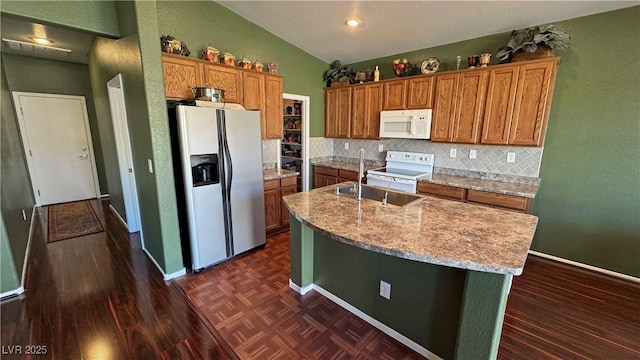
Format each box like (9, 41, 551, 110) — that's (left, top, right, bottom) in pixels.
(379, 109, 432, 139)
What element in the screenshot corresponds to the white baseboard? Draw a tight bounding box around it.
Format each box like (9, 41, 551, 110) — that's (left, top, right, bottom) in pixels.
(288, 279, 313, 295)
(0, 286, 24, 299)
(108, 204, 129, 231)
(20, 206, 37, 289)
(288, 279, 442, 360)
(142, 247, 186, 281)
(528, 250, 640, 284)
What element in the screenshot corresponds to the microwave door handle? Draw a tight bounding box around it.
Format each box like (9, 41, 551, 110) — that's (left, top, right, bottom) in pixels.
(410, 116, 417, 135)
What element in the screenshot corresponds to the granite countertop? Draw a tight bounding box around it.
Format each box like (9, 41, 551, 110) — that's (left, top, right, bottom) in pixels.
(419, 172, 540, 198)
(283, 184, 538, 275)
(263, 168, 299, 181)
(313, 158, 540, 198)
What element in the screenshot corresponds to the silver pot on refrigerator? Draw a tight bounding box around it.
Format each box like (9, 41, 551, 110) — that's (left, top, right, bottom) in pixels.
(189, 86, 225, 102)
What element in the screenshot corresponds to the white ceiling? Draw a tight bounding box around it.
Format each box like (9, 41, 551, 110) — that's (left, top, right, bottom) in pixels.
(1, 15, 95, 64)
(218, 1, 639, 64)
(0, 1, 637, 66)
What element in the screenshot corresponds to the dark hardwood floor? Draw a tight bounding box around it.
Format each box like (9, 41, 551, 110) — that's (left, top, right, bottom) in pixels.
(3, 198, 639, 359)
(175, 231, 423, 359)
(0, 199, 237, 360)
(498, 255, 640, 360)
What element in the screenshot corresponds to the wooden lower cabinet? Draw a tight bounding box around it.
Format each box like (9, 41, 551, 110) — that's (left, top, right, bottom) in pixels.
(417, 182, 532, 213)
(264, 177, 297, 234)
(466, 189, 531, 213)
(263, 179, 281, 233)
(417, 182, 466, 201)
(313, 165, 339, 188)
(313, 166, 365, 189)
(280, 178, 297, 228)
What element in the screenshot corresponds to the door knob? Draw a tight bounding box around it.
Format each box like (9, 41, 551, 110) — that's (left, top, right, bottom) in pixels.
(82, 147, 88, 151)
(79, 154, 89, 159)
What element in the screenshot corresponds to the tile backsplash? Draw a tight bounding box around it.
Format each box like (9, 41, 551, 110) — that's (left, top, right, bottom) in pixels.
(332, 139, 543, 177)
(265, 137, 542, 178)
(262, 139, 279, 166)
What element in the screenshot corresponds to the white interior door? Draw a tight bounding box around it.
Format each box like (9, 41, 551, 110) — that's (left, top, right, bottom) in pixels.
(13, 92, 100, 206)
(107, 74, 141, 233)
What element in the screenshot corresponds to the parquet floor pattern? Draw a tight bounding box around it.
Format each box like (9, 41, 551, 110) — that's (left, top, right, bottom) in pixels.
(175, 231, 423, 359)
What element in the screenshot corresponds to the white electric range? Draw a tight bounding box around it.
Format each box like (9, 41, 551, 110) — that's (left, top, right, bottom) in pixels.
(367, 151, 434, 194)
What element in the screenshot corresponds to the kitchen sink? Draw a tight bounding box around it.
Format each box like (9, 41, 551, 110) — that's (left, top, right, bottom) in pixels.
(327, 184, 423, 208)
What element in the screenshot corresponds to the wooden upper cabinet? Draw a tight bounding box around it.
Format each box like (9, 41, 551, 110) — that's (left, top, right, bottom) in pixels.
(481, 67, 520, 145)
(162, 54, 203, 99)
(325, 87, 352, 138)
(407, 76, 435, 109)
(509, 60, 557, 146)
(351, 83, 383, 139)
(431, 73, 459, 142)
(263, 74, 283, 139)
(452, 70, 489, 143)
(382, 79, 407, 110)
(482, 58, 558, 146)
(242, 72, 264, 110)
(202, 63, 243, 104)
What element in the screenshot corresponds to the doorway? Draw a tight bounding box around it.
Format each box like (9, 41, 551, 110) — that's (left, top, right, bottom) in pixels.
(13, 92, 100, 206)
(282, 93, 310, 191)
(107, 74, 141, 233)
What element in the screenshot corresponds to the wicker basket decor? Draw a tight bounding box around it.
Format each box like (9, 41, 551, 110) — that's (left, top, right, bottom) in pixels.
(512, 45, 553, 62)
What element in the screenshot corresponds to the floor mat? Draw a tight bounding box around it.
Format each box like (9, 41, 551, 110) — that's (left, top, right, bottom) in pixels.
(47, 200, 104, 243)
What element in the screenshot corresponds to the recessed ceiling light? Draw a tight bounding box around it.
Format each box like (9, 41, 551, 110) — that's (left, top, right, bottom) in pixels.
(345, 17, 361, 27)
(30, 37, 53, 45)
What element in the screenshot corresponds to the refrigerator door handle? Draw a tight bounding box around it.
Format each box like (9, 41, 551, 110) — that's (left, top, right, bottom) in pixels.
(218, 109, 235, 256)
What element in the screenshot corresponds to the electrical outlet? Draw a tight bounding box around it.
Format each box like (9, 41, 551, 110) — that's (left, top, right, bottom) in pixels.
(506, 151, 516, 163)
(379, 280, 391, 300)
(22, 209, 27, 221)
(344, 142, 349, 150)
(469, 149, 477, 159)
(378, 144, 384, 152)
(449, 148, 457, 158)
(148, 159, 154, 173)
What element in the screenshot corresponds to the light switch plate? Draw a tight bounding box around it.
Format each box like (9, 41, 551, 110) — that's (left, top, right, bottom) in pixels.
(378, 144, 384, 152)
(506, 152, 516, 163)
(469, 149, 477, 159)
(148, 159, 154, 173)
(379, 280, 391, 300)
(449, 148, 457, 158)
(344, 142, 349, 150)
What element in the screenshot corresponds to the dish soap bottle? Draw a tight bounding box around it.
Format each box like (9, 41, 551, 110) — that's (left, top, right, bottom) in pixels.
(374, 66, 380, 81)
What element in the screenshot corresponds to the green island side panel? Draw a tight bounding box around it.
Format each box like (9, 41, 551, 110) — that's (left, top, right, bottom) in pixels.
(455, 271, 512, 360)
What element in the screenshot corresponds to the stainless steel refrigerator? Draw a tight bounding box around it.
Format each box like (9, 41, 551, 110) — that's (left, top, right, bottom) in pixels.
(173, 103, 266, 272)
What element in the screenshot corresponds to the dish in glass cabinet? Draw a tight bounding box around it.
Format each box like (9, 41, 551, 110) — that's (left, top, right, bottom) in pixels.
(421, 57, 440, 74)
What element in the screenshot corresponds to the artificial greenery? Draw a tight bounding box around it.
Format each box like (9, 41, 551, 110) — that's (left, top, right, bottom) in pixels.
(323, 60, 354, 85)
(496, 25, 571, 62)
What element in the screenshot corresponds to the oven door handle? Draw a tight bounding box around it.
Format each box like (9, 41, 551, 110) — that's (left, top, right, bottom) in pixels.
(367, 174, 415, 185)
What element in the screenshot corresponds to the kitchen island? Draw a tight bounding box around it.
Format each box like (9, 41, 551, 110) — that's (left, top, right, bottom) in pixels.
(282, 184, 538, 359)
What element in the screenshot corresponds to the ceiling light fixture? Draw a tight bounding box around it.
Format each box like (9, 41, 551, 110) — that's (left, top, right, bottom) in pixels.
(31, 37, 53, 45)
(345, 17, 361, 27)
(2, 38, 71, 53)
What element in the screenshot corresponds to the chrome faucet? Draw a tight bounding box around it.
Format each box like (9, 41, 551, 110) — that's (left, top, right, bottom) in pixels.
(357, 148, 364, 201)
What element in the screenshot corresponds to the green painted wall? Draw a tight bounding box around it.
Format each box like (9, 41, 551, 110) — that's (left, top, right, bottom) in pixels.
(156, 1, 328, 136)
(1, 215, 21, 293)
(1, 57, 35, 292)
(87, 0, 184, 274)
(0, 1, 120, 37)
(351, 7, 640, 277)
(313, 232, 465, 359)
(2, 54, 108, 194)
